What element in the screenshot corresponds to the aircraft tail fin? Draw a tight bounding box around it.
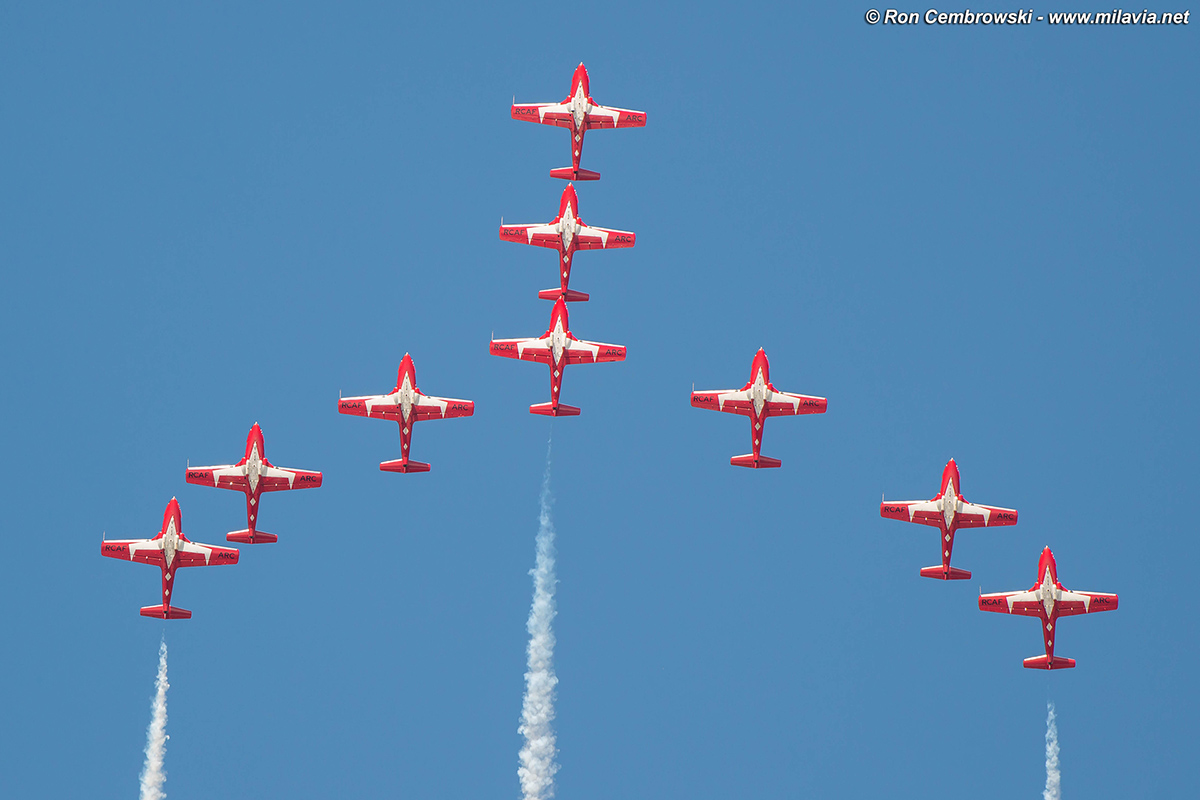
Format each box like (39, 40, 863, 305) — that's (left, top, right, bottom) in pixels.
(1023, 655, 1076, 670)
(538, 287, 590, 302)
(530, 402, 580, 417)
(140, 604, 192, 620)
(380, 458, 431, 474)
(920, 565, 972, 580)
(227, 529, 278, 544)
(550, 166, 600, 181)
(730, 454, 782, 469)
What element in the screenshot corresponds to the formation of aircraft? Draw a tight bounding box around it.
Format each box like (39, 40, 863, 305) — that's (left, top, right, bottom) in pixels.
(979, 546, 1118, 669)
(338, 353, 475, 473)
(101, 498, 239, 619)
(185, 423, 323, 544)
(98, 63, 1116, 671)
(492, 66, 633, 415)
(511, 62, 646, 182)
(880, 458, 1018, 580)
(105, 424, 321, 615)
(500, 182, 635, 302)
(491, 297, 625, 416)
(691, 348, 826, 468)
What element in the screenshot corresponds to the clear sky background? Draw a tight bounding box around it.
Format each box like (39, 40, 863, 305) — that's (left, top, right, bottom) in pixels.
(1, 3, 1196, 798)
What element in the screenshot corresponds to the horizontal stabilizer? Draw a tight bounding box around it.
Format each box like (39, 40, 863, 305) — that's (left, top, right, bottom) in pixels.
(550, 166, 600, 181)
(920, 565, 972, 580)
(530, 402, 580, 417)
(538, 287, 590, 302)
(730, 454, 782, 469)
(380, 458, 431, 474)
(1023, 655, 1076, 670)
(140, 604, 191, 620)
(227, 529, 278, 544)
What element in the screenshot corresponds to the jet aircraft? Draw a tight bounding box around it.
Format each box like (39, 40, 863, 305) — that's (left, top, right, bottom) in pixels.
(500, 182, 635, 303)
(880, 458, 1017, 580)
(100, 497, 239, 619)
(490, 296, 625, 416)
(185, 423, 323, 544)
(979, 546, 1118, 669)
(511, 62, 646, 182)
(690, 348, 827, 469)
(338, 353, 474, 473)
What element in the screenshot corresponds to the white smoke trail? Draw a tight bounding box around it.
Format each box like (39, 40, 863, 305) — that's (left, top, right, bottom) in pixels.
(518, 437, 559, 800)
(1044, 702, 1060, 800)
(140, 638, 170, 800)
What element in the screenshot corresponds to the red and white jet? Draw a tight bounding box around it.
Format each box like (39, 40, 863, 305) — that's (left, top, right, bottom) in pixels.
(511, 62, 646, 182)
(338, 353, 474, 473)
(980, 546, 1118, 670)
(185, 423, 322, 544)
(100, 497, 239, 620)
(880, 458, 1018, 580)
(500, 183, 635, 303)
(690, 348, 827, 469)
(490, 296, 625, 416)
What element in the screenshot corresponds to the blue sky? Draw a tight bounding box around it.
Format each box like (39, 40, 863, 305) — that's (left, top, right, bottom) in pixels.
(1, 3, 1196, 798)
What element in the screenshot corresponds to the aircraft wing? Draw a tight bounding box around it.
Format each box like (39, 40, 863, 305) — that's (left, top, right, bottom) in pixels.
(691, 388, 753, 416)
(564, 339, 626, 364)
(185, 464, 249, 492)
(339, 394, 403, 421)
(575, 224, 635, 250)
(491, 337, 554, 365)
(102, 539, 166, 567)
(1055, 590, 1119, 616)
(584, 104, 647, 129)
(764, 391, 827, 417)
(979, 590, 1043, 616)
(691, 387, 824, 417)
(511, 102, 573, 129)
(412, 394, 475, 421)
(173, 539, 241, 567)
(500, 223, 560, 249)
(510, 102, 646, 130)
(954, 501, 1019, 528)
(879, 499, 944, 527)
(489, 338, 624, 365)
(258, 465, 323, 492)
(978, 588, 1118, 617)
(340, 393, 472, 423)
(99, 538, 239, 567)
